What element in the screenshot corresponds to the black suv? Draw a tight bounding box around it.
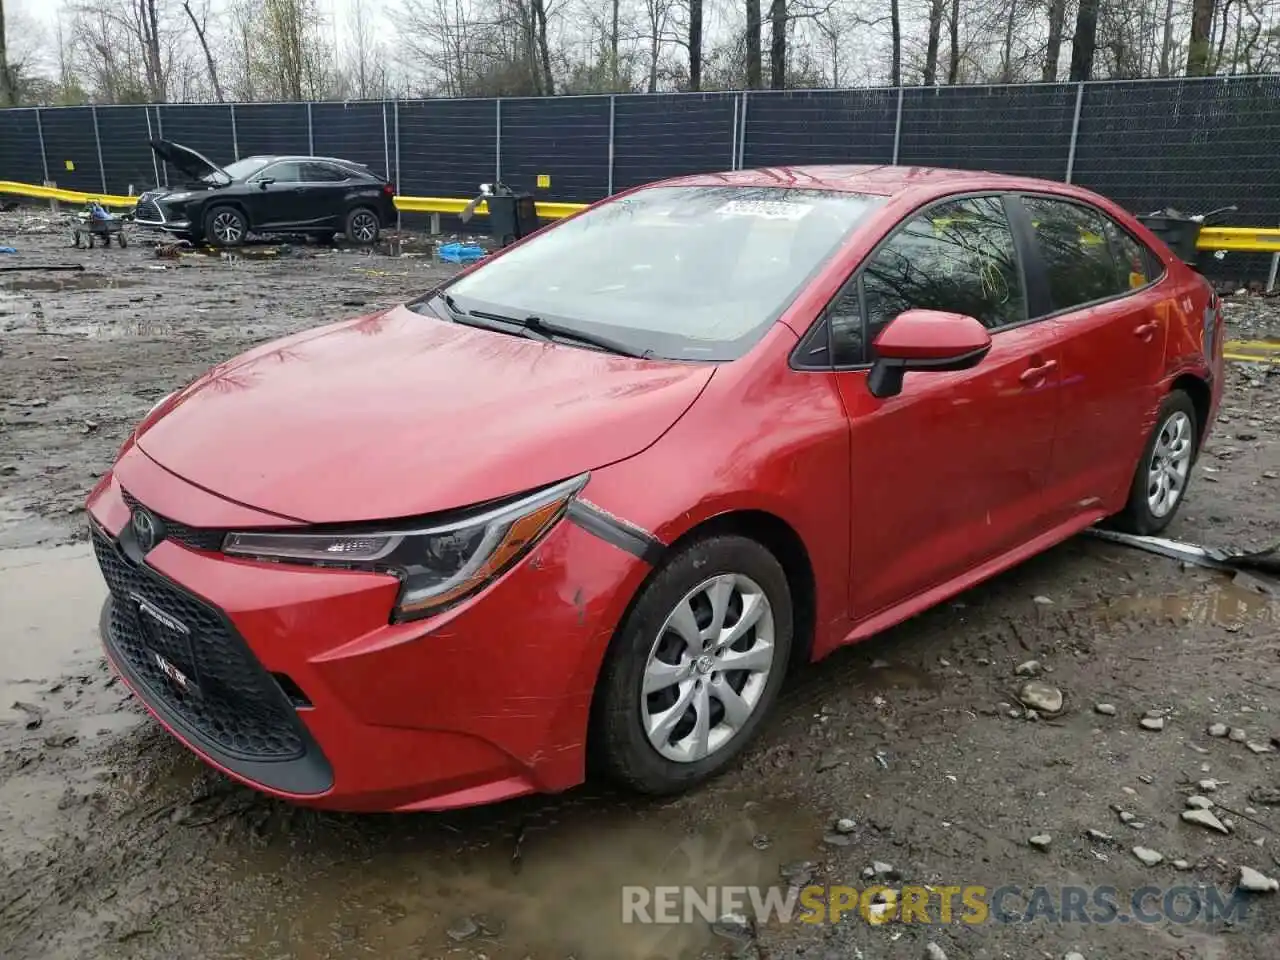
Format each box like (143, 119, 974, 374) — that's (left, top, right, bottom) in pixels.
(134, 139, 397, 247)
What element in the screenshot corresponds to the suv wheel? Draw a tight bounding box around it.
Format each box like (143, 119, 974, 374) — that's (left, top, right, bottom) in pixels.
(345, 208, 380, 245)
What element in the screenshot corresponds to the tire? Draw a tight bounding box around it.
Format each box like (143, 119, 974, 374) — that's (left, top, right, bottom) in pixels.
(118, 231, 128, 248)
(1110, 390, 1199, 536)
(204, 206, 247, 248)
(592, 534, 793, 795)
(344, 207, 380, 245)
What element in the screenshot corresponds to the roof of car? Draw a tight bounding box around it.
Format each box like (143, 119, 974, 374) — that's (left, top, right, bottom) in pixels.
(245, 155, 369, 167)
(656, 165, 1059, 197)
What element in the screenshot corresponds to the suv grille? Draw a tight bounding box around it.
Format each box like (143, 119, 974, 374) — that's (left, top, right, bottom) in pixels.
(93, 526, 306, 763)
(120, 491, 225, 552)
(135, 198, 164, 223)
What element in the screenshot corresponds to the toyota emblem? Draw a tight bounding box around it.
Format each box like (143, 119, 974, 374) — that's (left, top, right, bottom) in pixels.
(131, 508, 159, 552)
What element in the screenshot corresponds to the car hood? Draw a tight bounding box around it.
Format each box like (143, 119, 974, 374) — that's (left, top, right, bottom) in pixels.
(149, 138, 229, 185)
(136, 305, 715, 524)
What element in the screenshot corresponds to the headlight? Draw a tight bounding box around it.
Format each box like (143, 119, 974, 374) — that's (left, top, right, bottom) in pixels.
(164, 192, 194, 202)
(222, 474, 588, 621)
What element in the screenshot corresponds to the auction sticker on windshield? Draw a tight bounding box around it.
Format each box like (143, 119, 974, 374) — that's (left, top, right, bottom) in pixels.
(716, 200, 814, 221)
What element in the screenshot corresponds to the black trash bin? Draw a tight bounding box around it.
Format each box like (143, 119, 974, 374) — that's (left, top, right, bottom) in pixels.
(1137, 209, 1202, 265)
(487, 185, 539, 247)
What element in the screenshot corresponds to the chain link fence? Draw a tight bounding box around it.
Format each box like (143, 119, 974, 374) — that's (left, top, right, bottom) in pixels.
(3, 76, 1277, 257)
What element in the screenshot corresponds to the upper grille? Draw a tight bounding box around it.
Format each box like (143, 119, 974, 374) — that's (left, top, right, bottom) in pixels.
(121, 490, 225, 552)
(93, 527, 306, 763)
(134, 198, 164, 223)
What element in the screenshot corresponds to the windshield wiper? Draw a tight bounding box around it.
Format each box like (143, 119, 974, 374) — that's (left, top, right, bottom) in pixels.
(431, 295, 650, 359)
(473, 309, 650, 359)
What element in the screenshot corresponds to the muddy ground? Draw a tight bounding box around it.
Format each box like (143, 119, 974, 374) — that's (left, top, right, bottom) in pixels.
(3, 210, 1280, 960)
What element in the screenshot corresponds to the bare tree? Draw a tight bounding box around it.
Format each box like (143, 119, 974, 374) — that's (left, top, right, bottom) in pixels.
(0, 0, 14, 106)
(769, 0, 786, 86)
(1069, 0, 1099, 79)
(948, 0, 962, 82)
(890, 0, 901, 85)
(746, 0, 763, 87)
(923, 0, 945, 84)
(182, 0, 223, 100)
(688, 0, 703, 88)
(1187, 0, 1216, 72)
(1043, 0, 1067, 80)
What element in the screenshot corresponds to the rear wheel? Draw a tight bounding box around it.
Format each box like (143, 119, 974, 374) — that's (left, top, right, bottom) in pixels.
(205, 206, 247, 247)
(1110, 390, 1198, 535)
(592, 535, 792, 795)
(345, 207, 380, 245)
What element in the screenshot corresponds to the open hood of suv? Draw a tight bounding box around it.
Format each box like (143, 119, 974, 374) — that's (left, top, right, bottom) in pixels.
(149, 139, 229, 185)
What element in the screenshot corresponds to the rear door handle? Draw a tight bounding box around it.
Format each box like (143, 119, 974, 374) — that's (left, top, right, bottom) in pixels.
(1134, 321, 1158, 341)
(1020, 359, 1057, 386)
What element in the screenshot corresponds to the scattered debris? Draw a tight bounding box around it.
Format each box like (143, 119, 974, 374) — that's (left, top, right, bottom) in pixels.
(1140, 716, 1165, 731)
(1095, 702, 1117, 716)
(1033, 595, 1054, 605)
(1230, 728, 1248, 743)
(1186, 796, 1215, 810)
(1086, 828, 1113, 843)
(1248, 786, 1280, 806)
(1208, 723, 1230, 738)
(1237, 866, 1279, 893)
(1018, 681, 1064, 715)
(752, 834, 772, 850)
(446, 916, 479, 942)
(834, 818, 857, 834)
(1029, 834, 1052, 850)
(1015, 660, 1042, 677)
(1133, 846, 1164, 866)
(711, 912, 755, 943)
(1247, 741, 1275, 754)
(924, 943, 948, 960)
(1182, 808, 1230, 834)
(1086, 527, 1280, 576)
(11, 701, 46, 730)
(1173, 859, 1192, 870)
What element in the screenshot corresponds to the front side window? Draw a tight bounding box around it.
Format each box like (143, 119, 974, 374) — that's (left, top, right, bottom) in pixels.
(851, 195, 1025, 361)
(259, 162, 303, 184)
(438, 185, 886, 362)
(1022, 196, 1130, 312)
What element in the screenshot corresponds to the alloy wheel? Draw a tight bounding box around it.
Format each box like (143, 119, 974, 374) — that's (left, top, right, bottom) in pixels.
(350, 212, 378, 242)
(641, 573, 775, 763)
(212, 211, 244, 245)
(1147, 410, 1193, 518)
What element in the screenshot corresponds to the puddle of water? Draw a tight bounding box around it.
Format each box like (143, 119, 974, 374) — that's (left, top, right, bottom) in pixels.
(235, 796, 818, 959)
(1101, 577, 1279, 625)
(0, 273, 139, 293)
(0, 544, 129, 737)
(0, 496, 67, 549)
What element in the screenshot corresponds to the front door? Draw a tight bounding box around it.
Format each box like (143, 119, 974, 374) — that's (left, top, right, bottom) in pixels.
(246, 161, 309, 229)
(825, 194, 1063, 619)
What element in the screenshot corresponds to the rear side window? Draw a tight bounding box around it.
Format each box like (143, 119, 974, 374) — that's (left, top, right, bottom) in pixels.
(301, 162, 347, 182)
(859, 195, 1026, 350)
(1023, 197, 1140, 312)
(1105, 220, 1162, 290)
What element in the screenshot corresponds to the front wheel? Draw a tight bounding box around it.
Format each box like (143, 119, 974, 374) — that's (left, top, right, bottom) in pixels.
(345, 207, 380, 245)
(204, 206, 247, 247)
(592, 535, 793, 795)
(1110, 390, 1199, 535)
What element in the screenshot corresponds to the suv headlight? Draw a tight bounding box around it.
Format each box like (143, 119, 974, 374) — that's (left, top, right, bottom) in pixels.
(222, 474, 588, 621)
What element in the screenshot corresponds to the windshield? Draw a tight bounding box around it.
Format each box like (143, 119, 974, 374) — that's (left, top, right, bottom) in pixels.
(207, 157, 270, 183)
(439, 185, 886, 361)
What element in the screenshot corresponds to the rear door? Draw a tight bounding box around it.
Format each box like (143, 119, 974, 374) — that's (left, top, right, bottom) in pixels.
(820, 194, 1063, 617)
(299, 162, 351, 228)
(1013, 194, 1170, 525)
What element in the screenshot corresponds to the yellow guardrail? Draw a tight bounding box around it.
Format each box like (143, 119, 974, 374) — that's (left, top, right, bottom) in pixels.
(0, 178, 589, 220)
(1196, 227, 1280, 253)
(0, 179, 140, 208)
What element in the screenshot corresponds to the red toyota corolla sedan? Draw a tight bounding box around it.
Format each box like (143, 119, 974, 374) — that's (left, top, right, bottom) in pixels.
(87, 166, 1224, 811)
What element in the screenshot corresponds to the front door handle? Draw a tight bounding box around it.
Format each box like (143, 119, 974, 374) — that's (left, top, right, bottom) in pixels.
(1019, 359, 1057, 386)
(1134, 321, 1158, 342)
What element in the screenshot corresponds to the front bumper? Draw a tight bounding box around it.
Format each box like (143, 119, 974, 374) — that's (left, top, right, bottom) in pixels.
(87, 449, 652, 811)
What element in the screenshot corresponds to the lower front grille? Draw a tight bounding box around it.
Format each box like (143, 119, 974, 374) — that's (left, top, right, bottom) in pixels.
(93, 528, 306, 763)
(135, 198, 164, 223)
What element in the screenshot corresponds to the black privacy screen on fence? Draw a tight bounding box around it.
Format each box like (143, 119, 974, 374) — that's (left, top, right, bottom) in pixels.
(4, 77, 1279, 261)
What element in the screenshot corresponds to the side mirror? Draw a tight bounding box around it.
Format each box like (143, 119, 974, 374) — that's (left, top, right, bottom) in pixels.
(867, 309, 992, 399)
(257, 178, 275, 190)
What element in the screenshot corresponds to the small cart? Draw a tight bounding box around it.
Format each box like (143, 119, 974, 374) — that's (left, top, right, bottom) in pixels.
(71, 202, 131, 249)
